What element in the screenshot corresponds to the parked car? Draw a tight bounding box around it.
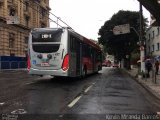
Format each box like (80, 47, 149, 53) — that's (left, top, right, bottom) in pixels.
(112, 63, 119, 68)
(102, 60, 112, 67)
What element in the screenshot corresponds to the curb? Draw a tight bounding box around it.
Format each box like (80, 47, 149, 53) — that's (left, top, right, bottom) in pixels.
(141, 82, 160, 100)
(0, 69, 27, 72)
(123, 69, 160, 101)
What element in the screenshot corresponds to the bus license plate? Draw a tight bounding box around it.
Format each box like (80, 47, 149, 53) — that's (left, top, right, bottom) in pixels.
(41, 62, 50, 66)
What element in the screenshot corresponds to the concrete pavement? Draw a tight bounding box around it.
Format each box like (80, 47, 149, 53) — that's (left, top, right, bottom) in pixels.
(126, 67, 160, 101)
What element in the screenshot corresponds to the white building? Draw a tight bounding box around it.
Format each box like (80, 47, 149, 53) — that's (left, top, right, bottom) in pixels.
(146, 27, 160, 57)
(146, 0, 160, 59)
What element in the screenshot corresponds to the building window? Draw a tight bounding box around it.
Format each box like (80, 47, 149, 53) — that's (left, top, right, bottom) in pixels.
(40, 7, 46, 19)
(34, 0, 40, 3)
(8, 0, 14, 3)
(9, 9, 15, 16)
(152, 45, 154, 52)
(9, 33, 15, 48)
(25, 16, 29, 27)
(148, 46, 150, 53)
(157, 43, 160, 51)
(24, 37, 28, 44)
(24, 1, 29, 11)
(152, 31, 155, 39)
(41, 23, 46, 28)
(10, 53, 15, 56)
(24, 37, 28, 52)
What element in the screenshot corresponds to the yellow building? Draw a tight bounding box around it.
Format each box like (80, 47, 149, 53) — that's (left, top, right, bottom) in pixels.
(0, 0, 50, 69)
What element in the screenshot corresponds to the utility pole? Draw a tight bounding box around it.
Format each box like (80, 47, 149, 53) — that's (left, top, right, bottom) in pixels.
(139, 3, 145, 73)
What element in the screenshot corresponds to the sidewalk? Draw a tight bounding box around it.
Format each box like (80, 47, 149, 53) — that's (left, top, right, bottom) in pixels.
(126, 67, 160, 100)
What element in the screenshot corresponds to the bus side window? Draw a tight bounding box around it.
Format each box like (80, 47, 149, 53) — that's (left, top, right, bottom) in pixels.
(97, 52, 102, 62)
(82, 44, 87, 57)
(86, 45, 90, 57)
(91, 48, 94, 58)
(89, 46, 92, 58)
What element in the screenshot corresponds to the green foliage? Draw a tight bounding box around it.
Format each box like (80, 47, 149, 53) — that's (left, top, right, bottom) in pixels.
(98, 10, 148, 61)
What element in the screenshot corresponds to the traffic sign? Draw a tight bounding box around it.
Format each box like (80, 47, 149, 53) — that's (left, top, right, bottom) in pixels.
(113, 24, 130, 35)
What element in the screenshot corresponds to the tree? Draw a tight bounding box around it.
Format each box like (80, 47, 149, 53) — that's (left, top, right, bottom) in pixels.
(98, 10, 148, 69)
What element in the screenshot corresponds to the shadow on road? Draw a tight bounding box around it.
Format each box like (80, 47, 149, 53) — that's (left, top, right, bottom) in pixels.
(29, 72, 102, 86)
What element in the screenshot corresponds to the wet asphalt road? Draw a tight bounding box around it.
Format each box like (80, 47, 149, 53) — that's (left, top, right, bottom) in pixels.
(0, 67, 160, 120)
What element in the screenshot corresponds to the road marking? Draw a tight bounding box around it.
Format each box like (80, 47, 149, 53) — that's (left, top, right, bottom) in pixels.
(84, 85, 93, 93)
(67, 82, 96, 108)
(25, 82, 35, 85)
(0, 102, 5, 106)
(68, 95, 82, 108)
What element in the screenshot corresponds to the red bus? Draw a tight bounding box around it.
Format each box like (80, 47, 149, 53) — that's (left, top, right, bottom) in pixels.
(28, 27, 102, 77)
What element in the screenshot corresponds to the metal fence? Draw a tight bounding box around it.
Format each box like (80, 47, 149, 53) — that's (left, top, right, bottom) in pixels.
(0, 61, 27, 69)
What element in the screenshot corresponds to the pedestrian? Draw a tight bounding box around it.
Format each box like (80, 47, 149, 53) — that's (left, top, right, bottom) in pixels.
(155, 60, 159, 75)
(145, 60, 152, 78)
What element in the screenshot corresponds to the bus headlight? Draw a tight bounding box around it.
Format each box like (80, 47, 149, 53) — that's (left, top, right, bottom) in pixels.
(47, 54, 52, 59)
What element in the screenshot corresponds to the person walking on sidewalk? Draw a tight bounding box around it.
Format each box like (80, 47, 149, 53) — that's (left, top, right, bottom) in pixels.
(155, 60, 159, 75)
(145, 60, 152, 78)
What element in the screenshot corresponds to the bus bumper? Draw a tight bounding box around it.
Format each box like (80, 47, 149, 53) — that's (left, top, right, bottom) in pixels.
(29, 68, 68, 76)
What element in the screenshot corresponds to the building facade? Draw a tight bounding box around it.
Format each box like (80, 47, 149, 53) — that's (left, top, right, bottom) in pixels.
(146, 27, 160, 57)
(146, 0, 160, 59)
(0, 0, 50, 69)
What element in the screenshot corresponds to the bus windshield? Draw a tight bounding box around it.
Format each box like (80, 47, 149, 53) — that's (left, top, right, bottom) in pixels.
(31, 29, 63, 43)
(31, 29, 63, 53)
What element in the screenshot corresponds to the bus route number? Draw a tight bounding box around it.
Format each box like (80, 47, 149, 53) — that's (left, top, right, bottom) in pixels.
(41, 34, 52, 39)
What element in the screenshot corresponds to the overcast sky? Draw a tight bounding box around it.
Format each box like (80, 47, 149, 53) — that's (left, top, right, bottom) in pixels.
(49, 0, 150, 41)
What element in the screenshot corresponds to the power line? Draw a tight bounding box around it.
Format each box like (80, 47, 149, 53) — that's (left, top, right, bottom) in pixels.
(49, 12, 73, 30)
